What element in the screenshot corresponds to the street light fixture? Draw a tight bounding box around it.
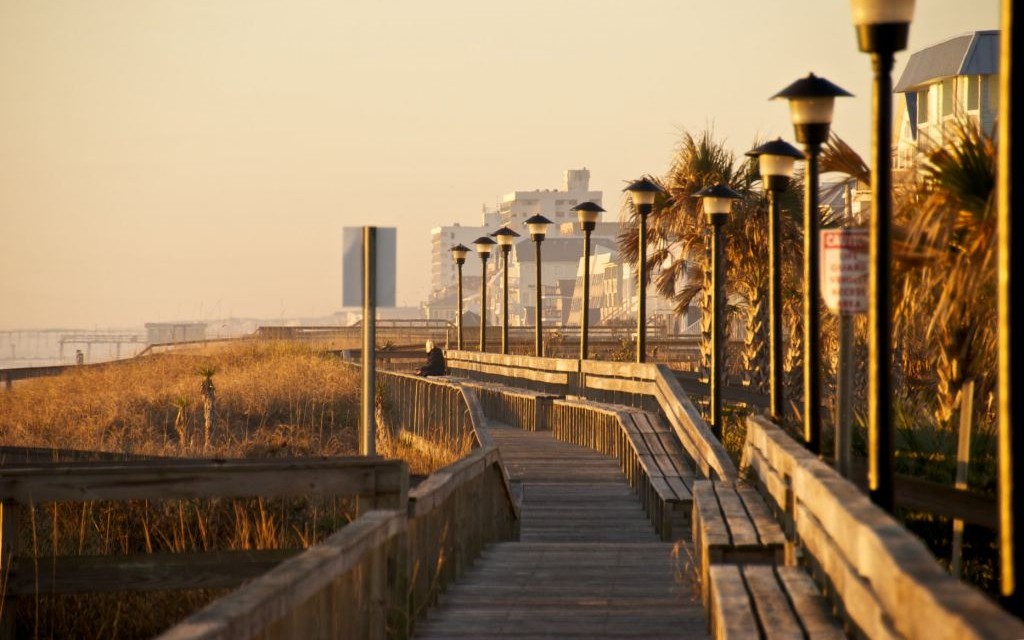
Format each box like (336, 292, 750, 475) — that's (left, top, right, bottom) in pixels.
(693, 183, 742, 440)
(849, 0, 914, 513)
(746, 138, 805, 422)
(450, 244, 470, 351)
(491, 226, 521, 355)
(572, 202, 605, 360)
(524, 214, 553, 357)
(473, 236, 496, 352)
(772, 73, 852, 455)
(625, 177, 664, 363)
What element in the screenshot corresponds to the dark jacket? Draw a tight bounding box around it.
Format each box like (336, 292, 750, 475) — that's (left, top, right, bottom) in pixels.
(417, 347, 447, 376)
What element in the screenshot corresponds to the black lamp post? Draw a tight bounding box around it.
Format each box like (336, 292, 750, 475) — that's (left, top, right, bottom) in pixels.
(849, 0, 914, 513)
(625, 178, 664, 363)
(746, 138, 805, 422)
(450, 244, 470, 351)
(474, 236, 496, 352)
(693, 183, 742, 439)
(524, 215, 552, 357)
(491, 226, 521, 356)
(772, 73, 852, 455)
(572, 202, 605, 360)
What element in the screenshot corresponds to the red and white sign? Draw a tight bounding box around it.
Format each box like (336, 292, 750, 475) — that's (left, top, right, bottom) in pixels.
(821, 229, 868, 315)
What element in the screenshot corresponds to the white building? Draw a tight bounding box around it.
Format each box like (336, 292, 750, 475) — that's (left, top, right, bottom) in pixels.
(893, 30, 1000, 170)
(427, 168, 605, 312)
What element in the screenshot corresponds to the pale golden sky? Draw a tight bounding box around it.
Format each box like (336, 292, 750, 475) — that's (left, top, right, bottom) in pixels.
(0, 1, 999, 328)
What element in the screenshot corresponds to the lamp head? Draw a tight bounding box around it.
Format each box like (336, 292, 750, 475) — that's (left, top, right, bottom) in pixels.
(524, 214, 553, 241)
(491, 226, 520, 252)
(450, 243, 470, 264)
(771, 73, 853, 146)
(693, 183, 742, 224)
(572, 201, 605, 232)
(746, 138, 804, 191)
(473, 236, 496, 259)
(624, 177, 664, 208)
(850, 0, 914, 53)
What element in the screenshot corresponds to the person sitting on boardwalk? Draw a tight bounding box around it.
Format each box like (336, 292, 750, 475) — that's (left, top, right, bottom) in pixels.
(417, 340, 447, 376)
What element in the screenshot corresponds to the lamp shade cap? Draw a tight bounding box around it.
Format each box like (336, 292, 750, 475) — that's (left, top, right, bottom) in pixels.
(570, 201, 606, 214)
(746, 138, 805, 159)
(771, 73, 853, 100)
(692, 183, 742, 200)
(524, 214, 553, 237)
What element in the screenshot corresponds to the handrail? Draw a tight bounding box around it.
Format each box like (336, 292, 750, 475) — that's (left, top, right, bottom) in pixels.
(158, 446, 519, 640)
(742, 415, 1024, 640)
(375, 369, 491, 447)
(445, 351, 735, 481)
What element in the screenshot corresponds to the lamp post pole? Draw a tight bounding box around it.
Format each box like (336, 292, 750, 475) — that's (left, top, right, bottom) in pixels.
(773, 73, 852, 455)
(525, 215, 552, 357)
(850, 0, 913, 513)
(694, 184, 742, 439)
(747, 139, 804, 422)
(625, 178, 664, 364)
(996, 0, 1022, 612)
(474, 237, 496, 352)
(572, 202, 605, 360)
(450, 244, 469, 351)
(491, 226, 520, 356)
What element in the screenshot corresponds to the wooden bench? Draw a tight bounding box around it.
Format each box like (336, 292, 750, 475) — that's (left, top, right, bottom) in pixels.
(693, 480, 786, 606)
(708, 565, 844, 640)
(618, 409, 694, 540)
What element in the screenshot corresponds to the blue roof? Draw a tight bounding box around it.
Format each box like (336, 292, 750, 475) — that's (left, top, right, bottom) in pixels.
(894, 30, 1000, 93)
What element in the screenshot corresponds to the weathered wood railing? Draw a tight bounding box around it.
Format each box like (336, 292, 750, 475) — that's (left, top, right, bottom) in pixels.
(159, 446, 519, 640)
(445, 350, 735, 481)
(0, 457, 408, 636)
(375, 370, 487, 445)
(741, 414, 1024, 640)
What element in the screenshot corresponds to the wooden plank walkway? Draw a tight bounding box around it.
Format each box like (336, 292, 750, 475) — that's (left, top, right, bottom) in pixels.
(414, 423, 709, 639)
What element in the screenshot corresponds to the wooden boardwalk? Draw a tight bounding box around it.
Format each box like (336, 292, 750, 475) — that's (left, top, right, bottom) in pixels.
(414, 423, 709, 639)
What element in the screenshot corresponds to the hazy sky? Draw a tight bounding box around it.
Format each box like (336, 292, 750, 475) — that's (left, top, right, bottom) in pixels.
(0, 1, 1000, 329)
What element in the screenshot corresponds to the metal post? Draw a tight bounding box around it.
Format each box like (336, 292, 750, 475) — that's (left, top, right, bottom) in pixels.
(535, 239, 543, 357)
(456, 261, 464, 350)
(709, 215, 726, 439)
(998, 0, 1022, 612)
(360, 226, 377, 457)
(581, 228, 592, 360)
(803, 143, 823, 454)
(637, 206, 650, 363)
(868, 50, 895, 510)
(767, 188, 784, 421)
(480, 255, 489, 352)
(836, 183, 855, 477)
(502, 248, 510, 355)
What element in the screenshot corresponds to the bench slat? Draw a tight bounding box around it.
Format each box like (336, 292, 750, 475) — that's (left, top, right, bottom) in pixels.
(776, 567, 846, 640)
(742, 566, 803, 640)
(715, 484, 760, 548)
(709, 565, 760, 640)
(738, 486, 787, 547)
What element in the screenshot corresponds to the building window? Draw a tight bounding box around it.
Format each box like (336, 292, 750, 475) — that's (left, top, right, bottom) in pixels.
(917, 88, 929, 124)
(967, 76, 980, 110)
(942, 78, 954, 116)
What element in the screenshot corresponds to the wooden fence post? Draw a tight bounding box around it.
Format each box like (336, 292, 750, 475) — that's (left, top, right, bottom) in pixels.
(952, 379, 975, 578)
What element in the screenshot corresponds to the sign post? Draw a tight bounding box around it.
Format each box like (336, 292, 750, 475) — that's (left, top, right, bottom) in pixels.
(822, 226, 868, 477)
(343, 227, 396, 457)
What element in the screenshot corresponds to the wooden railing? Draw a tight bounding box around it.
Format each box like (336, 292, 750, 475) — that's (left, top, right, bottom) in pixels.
(375, 370, 487, 445)
(0, 457, 407, 636)
(444, 351, 735, 481)
(158, 446, 519, 640)
(741, 415, 1024, 640)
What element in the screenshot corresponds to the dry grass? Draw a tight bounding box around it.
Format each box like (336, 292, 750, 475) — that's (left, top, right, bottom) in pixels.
(0, 339, 470, 638)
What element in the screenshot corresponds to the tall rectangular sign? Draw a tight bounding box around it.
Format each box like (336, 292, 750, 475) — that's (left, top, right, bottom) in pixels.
(342, 227, 396, 307)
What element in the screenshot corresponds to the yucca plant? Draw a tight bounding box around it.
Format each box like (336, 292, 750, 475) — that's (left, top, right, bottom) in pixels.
(197, 366, 218, 451)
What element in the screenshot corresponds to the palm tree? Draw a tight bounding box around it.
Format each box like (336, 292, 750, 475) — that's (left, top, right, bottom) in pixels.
(617, 129, 805, 400)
